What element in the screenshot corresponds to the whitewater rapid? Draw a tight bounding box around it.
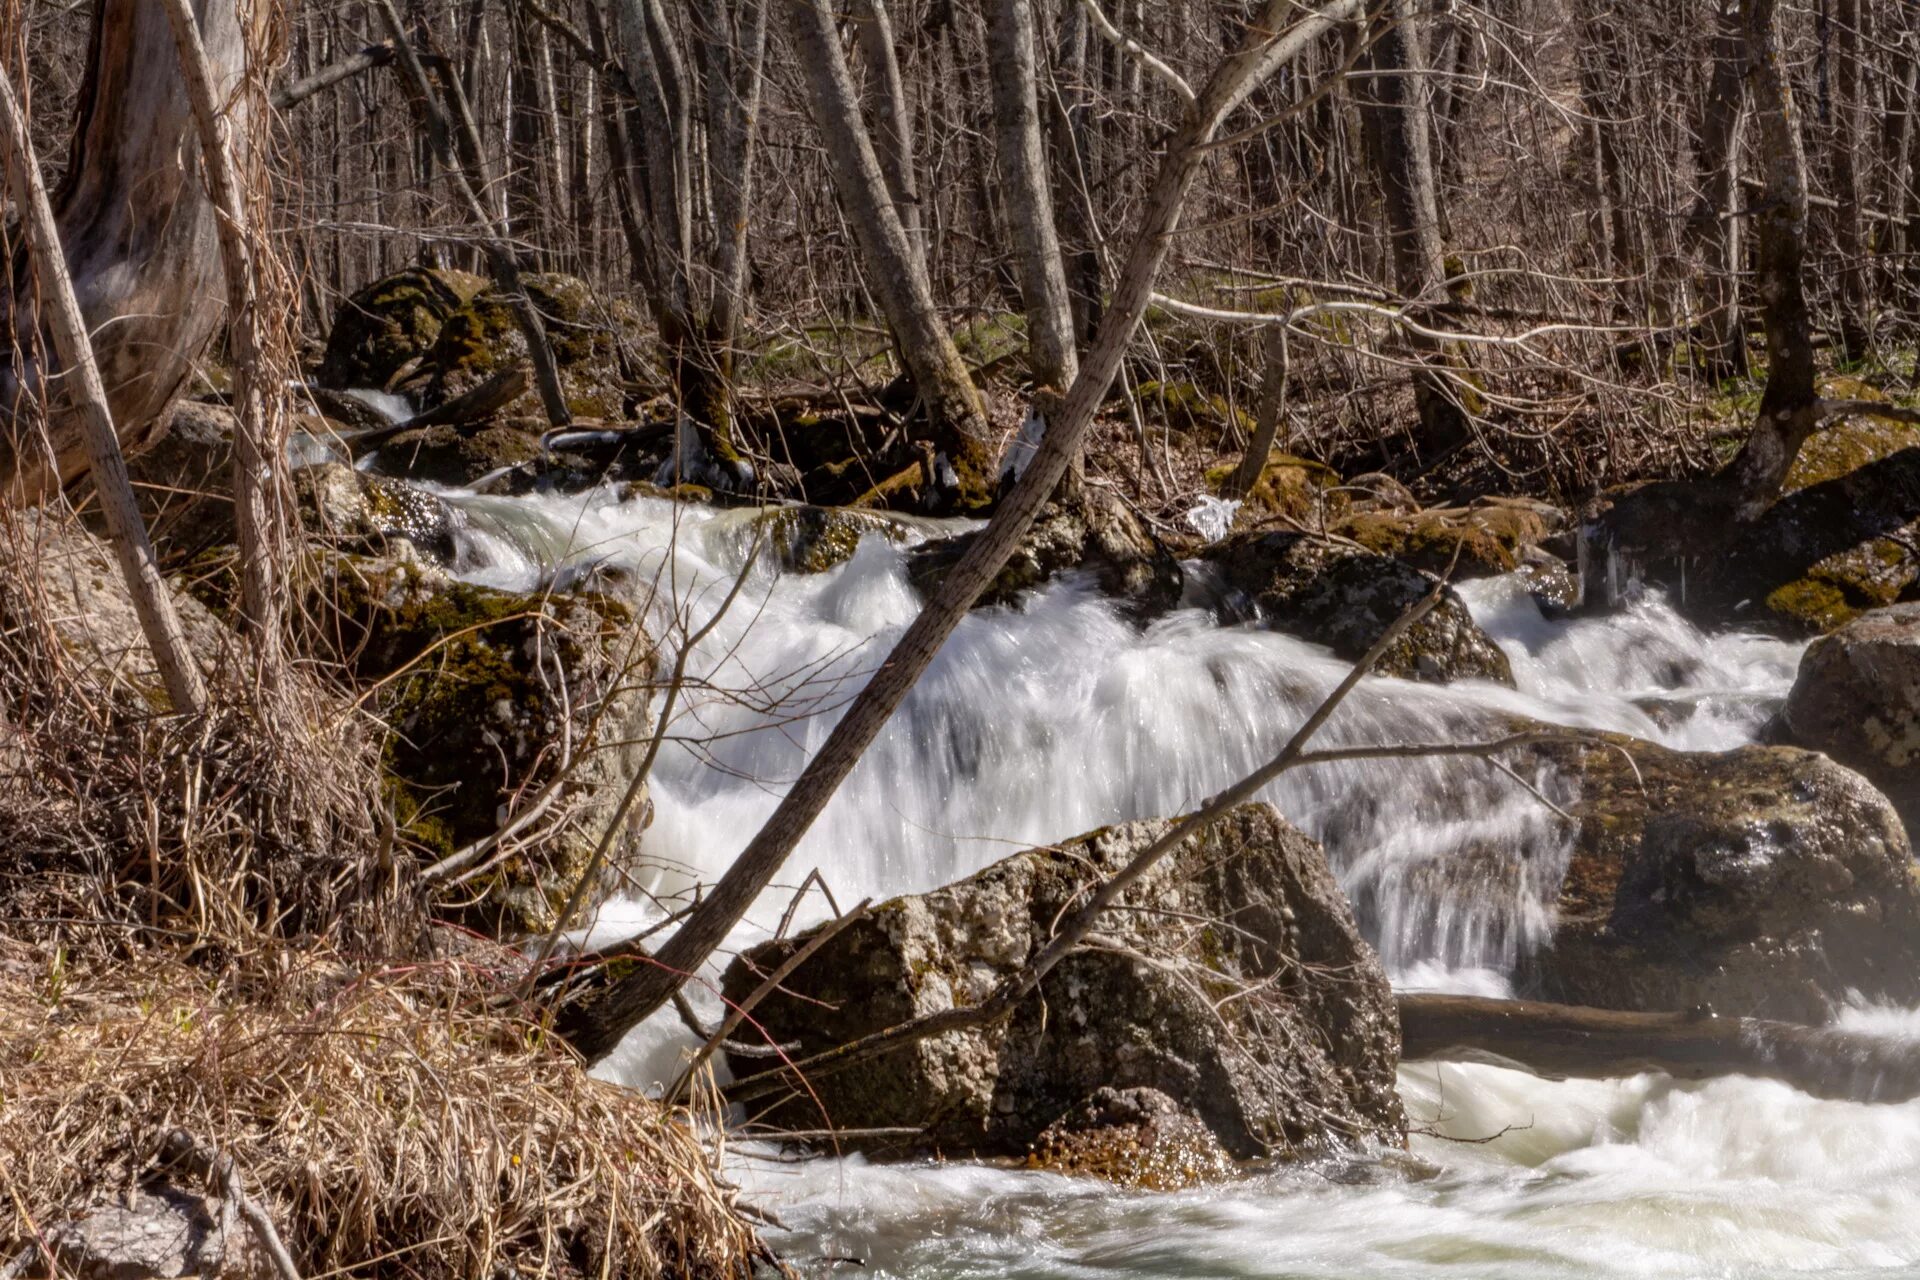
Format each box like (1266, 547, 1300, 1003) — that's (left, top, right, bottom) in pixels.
(435, 484, 1920, 1279)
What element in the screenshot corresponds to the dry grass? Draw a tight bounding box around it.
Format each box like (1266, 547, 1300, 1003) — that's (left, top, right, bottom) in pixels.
(0, 938, 767, 1280)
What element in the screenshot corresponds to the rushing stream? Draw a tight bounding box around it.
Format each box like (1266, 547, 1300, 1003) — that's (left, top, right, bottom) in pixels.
(431, 482, 1920, 1278)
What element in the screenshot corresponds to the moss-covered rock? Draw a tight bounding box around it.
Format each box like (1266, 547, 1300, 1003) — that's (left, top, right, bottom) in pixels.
(1135, 379, 1254, 438)
(1784, 410, 1920, 494)
(317, 267, 487, 391)
(906, 487, 1183, 620)
(1333, 499, 1560, 579)
(1203, 532, 1513, 684)
(1204, 455, 1346, 528)
(741, 504, 911, 574)
(422, 274, 635, 420)
(366, 424, 545, 488)
(321, 555, 655, 935)
(1516, 731, 1920, 1023)
(722, 804, 1405, 1159)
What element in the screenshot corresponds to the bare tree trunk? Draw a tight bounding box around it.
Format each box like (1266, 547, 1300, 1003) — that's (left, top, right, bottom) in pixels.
(849, 0, 924, 269)
(986, 0, 1078, 395)
(1723, 0, 1820, 518)
(1046, 0, 1103, 346)
(160, 0, 285, 665)
(1355, 0, 1469, 457)
(556, 0, 1367, 1062)
(1224, 326, 1288, 497)
(787, 0, 996, 509)
(0, 67, 205, 714)
(1831, 0, 1871, 362)
(1688, 4, 1748, 379)
(1890, 37, 1918, 320)
(0, 0, 243, 498)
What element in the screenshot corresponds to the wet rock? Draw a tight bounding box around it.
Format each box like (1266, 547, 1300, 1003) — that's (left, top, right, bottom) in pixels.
(295, 463, 463, 563)
(1783, 603, 1920, 832)
(1517, 733, 1920, 1023)
(316, 266, 487, 391)
(322, 554, 654, 934)
(905, 487, 1183, 620)
(723, 804, 1406, 1159)
(364, 423, 544, 488)
(746, 504, 911, 574)
(1026, 1086, 1235, 1189)
(1202, 531, 1513, 684)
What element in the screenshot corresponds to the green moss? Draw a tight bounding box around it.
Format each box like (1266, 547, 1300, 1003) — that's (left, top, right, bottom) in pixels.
(1204, 456, 1343, 524)
(1135, 380, 1255, 437)
(1333, 506, 1546, 578)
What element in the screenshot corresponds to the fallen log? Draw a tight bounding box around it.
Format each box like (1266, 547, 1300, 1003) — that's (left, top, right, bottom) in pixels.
(1398, 992, 1920, 1104)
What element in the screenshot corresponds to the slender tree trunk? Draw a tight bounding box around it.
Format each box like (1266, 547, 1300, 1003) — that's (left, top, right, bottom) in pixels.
(0, 68, 205, 715)
(556, 0, 1367, 1061)
(986, 0, 1078, 395)
(1688, 5, 1749, 379)
(1225, 326, 1289, 497)
(1356, 0, 1468, 457)
(788, 0, 995, 509)
(1831, 0, 1871, 362)
(1723, 0, 1820, 518)
(0, 0, 243, 499)
(849, 0, 924, 269)
(1046, 0, 1103, 346)
(1889, 37, 1918, 322)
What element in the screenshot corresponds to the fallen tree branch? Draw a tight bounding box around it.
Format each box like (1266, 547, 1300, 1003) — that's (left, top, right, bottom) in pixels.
(1399, 992, 1920, 1105)
(159, 1130, 302, 1280)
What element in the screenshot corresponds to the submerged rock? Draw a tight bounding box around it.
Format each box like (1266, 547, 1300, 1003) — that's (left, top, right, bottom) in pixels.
(1517, 734, 1920, 1023)
(906, 487, 1183, 620)
(1203, 531, 1513, 684)
(317, 266, 487, 391)
(722, 804, 1405, 1159)
(1784, 603, 1920, 833)
(322, 555, 654, 933)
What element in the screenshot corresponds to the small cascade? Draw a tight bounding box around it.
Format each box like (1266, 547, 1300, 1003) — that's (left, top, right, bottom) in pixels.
(441, 487, 1803, 993)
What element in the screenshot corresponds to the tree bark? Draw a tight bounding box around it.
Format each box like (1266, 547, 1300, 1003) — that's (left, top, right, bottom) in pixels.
(1400, 993, 1920, 1106)
(986, 0, 1079, 397)
(0, 0, 245, 500)
(1687, 4, 1748, 379)
(1225, 326, 1289, 497)
(0, 67, 205, 715)
(849, 0, 924, 269)
(1831, 0, 1871, 363)
(787, 0, 995, 510)
(1046, 0, 1103, 346)
(1722, 0, 1820, 518)
(1355, 0, 1469, 457)
(556, 0, 1367, 1063)
(160, 0, 285, 665)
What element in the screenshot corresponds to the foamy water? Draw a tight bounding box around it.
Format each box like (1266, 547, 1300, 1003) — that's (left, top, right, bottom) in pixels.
(431, 485, 1920, 1280)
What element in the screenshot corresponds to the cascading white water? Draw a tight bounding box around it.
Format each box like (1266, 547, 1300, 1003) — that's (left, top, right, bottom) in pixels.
(434, 484, 1920, 1280)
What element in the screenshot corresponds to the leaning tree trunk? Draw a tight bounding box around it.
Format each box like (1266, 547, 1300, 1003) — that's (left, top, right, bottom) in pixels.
(788, 0, 996, 511)
(1355, 0, 1469, 458)
(0, 0, 243, 500)
(1722, 0, 1820, 518)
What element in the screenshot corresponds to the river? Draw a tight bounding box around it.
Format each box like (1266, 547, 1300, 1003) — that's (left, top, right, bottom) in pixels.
(434, 482, 1920, 1279)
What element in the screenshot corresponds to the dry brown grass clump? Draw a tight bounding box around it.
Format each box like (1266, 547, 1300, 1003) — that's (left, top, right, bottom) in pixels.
(0, 939, 767, 1280)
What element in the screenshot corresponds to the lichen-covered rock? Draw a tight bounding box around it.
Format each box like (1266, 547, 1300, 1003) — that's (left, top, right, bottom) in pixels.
(317, 266, 487, 391)
(906, 488, 1183, 620)
(321, 555, 655, 935)
(365, 423, 544, 488)
(1784, 603, 1920, 833)
(295, 463, 462, 563)
(1026, 1086, 1235, 1189)
(1516, 733, 1920, 1024)
(1203, 532, 1513, 684)
(422, 274, 634, 420)
(722, 804, 1405, 1159)
(45, 1184, 254, 1280)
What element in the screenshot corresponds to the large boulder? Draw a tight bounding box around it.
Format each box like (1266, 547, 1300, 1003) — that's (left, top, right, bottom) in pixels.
(906, 488, 1183, 620)
(116, 400, 237, 563)
(1202, 531, 1513, 684)
(294, 463, 463, 563)
(1517, 733, 1920, 1024)
(722, 804, 1405, 1160)
(317, 266, 487, 391)
(1784, 603, 1920, 832)
(422, 274, 634, 420)
(741, 504, 913, 575)
(322, 555, 655, 933)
